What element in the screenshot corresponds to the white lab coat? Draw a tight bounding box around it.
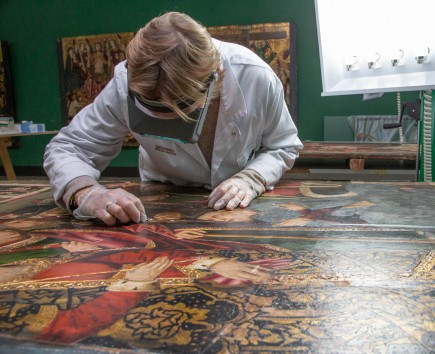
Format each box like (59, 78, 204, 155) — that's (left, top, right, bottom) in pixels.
(44, 39, 303, 209)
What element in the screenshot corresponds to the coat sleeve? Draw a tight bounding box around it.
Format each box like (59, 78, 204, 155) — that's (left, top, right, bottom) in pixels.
(43, 62, 131, 209)
(245, 73, 303, 189)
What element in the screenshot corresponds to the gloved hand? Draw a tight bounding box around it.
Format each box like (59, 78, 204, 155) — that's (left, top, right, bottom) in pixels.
(208, 177, 261, 211)
(73, 185, 147, 226)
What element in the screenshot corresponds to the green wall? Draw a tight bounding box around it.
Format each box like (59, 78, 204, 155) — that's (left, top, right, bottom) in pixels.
(0, 0, 417, 170)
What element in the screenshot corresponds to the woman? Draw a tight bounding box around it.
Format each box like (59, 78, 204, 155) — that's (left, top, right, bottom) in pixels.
(44, 12, 302, 226)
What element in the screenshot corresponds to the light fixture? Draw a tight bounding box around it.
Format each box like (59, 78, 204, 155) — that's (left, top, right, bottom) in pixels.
(368, 53, 381, 70)
(315, 0, 435, 182)
(391, 50, 405, 67)
(345, 55, 359, 71)
(314, 0, 435, 96)
(415, 47, 431, 64)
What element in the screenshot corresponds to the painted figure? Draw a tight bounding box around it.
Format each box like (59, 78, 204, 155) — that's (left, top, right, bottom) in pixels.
(0, 223, 292, 343)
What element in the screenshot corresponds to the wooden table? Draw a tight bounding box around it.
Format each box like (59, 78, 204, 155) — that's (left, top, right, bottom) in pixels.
(0, 131, 58, 180)
(300, 142, 418, 170)
(0, 179, 433, 353)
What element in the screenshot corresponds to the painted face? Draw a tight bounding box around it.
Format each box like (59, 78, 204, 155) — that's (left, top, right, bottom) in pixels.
(198, 209, 257, 223)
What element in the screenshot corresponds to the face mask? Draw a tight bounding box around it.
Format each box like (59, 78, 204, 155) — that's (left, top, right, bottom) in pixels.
(127, 71, 218, 144)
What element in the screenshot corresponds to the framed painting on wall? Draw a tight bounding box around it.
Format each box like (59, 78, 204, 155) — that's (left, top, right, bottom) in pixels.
(57, 32, 139, 146)
(0, 41, 15, 119)
(207, 22, 298, 125)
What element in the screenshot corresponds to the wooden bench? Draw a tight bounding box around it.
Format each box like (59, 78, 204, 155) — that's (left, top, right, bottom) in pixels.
(0, 131, 58, 180)
(299, 142, 418, 170)
(0, 137, 419, 180)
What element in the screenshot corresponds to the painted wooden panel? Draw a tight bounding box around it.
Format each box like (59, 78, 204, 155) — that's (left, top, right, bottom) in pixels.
(0, 181, 433, 353)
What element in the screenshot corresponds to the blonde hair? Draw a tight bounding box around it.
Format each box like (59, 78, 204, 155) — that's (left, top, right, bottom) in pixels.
(126, 12, 221, 122)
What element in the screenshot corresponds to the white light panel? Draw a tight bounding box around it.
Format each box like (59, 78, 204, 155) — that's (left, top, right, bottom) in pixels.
(315, 0, 435, 96)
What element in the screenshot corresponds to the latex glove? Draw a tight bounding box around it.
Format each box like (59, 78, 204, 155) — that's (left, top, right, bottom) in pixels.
(73, 185, 147, 226)
(208, 177, 257, 211)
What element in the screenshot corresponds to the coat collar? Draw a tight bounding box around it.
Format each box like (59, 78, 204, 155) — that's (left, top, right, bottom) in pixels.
(213, 39, 247, 120)
(177, 40, 248, 183)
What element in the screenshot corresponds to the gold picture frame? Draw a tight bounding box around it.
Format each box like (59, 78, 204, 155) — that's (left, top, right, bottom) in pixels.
(57, 32, 137, 146)
(207, 22, 298, 125)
